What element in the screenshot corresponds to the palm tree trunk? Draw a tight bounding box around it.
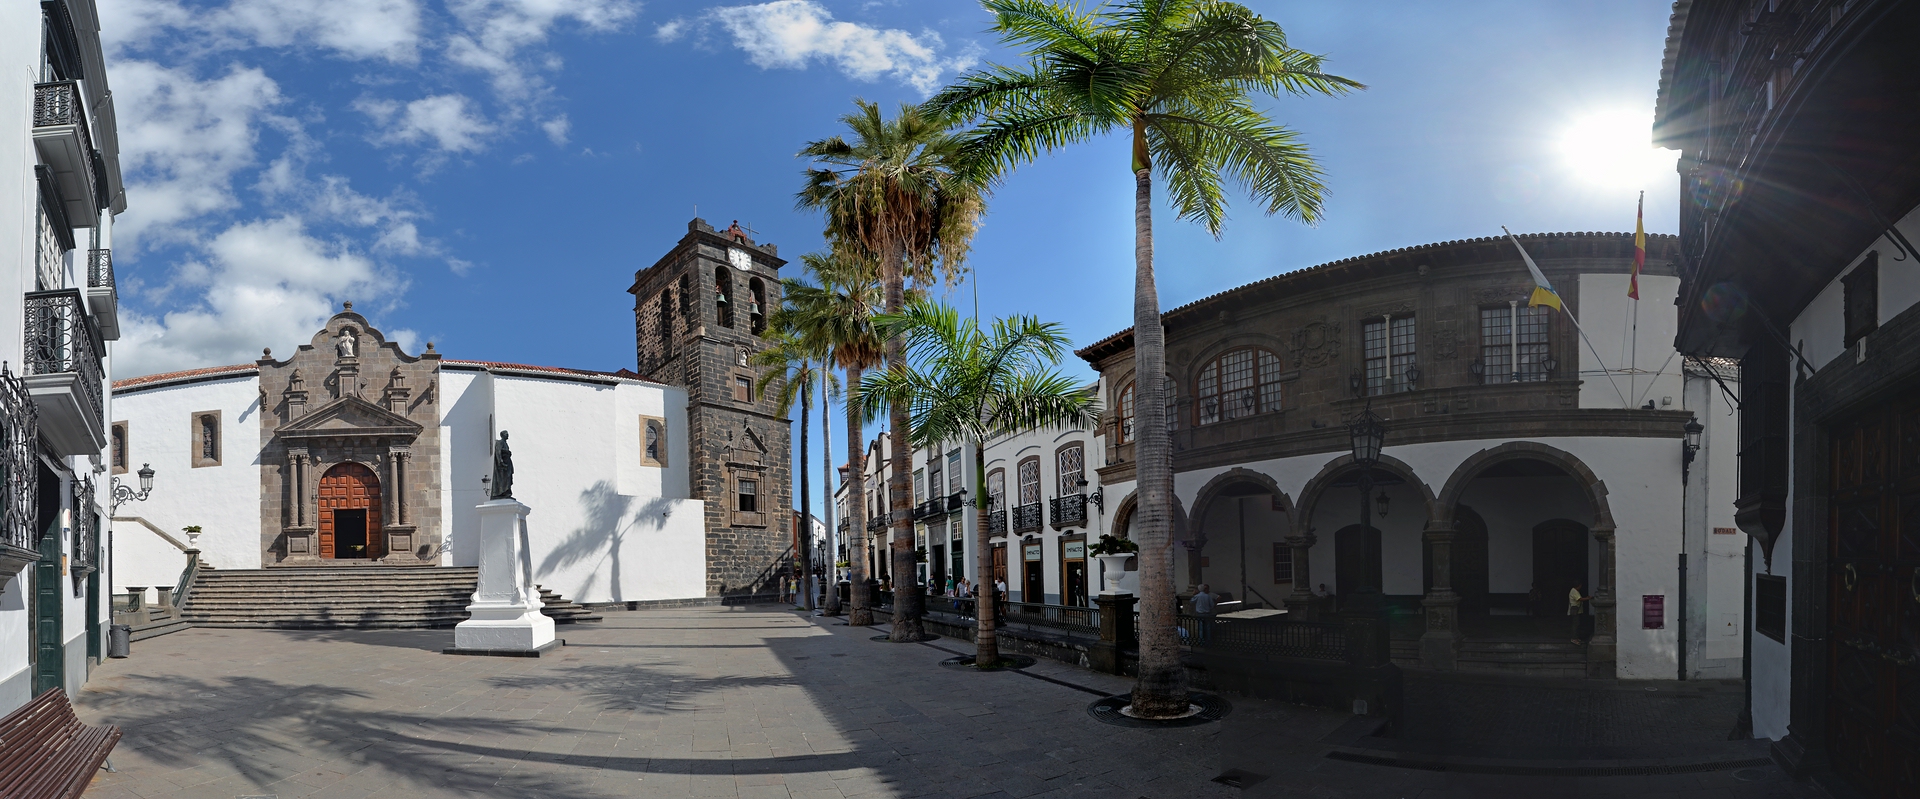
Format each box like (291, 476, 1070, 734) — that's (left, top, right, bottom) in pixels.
(1129, 165, 1189, 717)
(822, 370, 841, 615)
(847, 367, 872, 626)
(972, 440, 998, 666)
(797, 379, 814, 611)
(886, 246, 926, 642)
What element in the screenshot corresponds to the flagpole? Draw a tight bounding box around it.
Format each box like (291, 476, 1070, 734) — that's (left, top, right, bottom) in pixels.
(1503, 227, 1632, 409)
(1631, 192, 1643, 407)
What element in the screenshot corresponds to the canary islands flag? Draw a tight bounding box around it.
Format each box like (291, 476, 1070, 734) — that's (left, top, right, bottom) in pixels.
(1629, 192, 1645, 300)
(1502, 227, 1563, 313)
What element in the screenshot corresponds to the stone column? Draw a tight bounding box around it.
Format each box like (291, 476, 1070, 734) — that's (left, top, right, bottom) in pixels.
(1419, 518, 1460, 670)
(1091, 591, 1136, 675)
(382, 444, 420, 564)
(1587, 524, 1618, 678)
(282, 447, 321, 564)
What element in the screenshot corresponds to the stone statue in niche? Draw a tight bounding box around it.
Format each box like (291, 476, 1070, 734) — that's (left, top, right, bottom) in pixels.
(489, 431, 515, 500)
(337, 330, 358, 359)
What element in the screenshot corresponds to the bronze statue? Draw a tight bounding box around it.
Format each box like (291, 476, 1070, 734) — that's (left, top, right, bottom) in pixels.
(490, 431, 514, 499)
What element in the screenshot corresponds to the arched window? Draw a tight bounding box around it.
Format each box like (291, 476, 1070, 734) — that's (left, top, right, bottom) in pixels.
(678, 273, 693, 320)
(715, 267, 734, 328)
(1018, 457, 1041, 507)
(987, 469, 1005, 510)
(1116, 382, 1134, 444)
(1056, 444, 1084, 495)
(749, 278, 767, 335)
(1195, 348, 1283, 425)
(658, 287, 673, 356)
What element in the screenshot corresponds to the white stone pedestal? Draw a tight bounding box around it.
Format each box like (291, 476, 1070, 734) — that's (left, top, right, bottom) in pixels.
(448, 499, 558, 656)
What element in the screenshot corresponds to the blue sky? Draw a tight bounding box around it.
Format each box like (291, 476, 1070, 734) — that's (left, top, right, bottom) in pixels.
(100, 0, 1681, 517)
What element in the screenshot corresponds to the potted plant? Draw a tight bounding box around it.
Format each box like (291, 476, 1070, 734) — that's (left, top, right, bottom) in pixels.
(181, 525, 203, 549)
(1089, 534, 1138, 595)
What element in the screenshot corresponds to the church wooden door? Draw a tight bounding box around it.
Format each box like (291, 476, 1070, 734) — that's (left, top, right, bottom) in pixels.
(1825, 393, 1920, 798)
(318, 462, 384, 560)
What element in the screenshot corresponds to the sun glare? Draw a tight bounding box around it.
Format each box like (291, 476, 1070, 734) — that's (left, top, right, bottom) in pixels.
(1558, 109, 1680, 190)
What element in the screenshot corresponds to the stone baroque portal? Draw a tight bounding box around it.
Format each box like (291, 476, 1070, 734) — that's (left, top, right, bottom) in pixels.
(258, 306, 442, 566)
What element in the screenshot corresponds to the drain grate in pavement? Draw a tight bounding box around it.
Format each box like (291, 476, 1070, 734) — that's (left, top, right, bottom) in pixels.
(1210, 769, 1268, 788)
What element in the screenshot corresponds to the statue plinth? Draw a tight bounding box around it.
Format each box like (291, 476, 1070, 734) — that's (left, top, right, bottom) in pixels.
(448, 499, 557, 656)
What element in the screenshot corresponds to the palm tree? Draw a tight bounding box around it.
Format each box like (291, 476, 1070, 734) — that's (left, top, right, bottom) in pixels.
(798, 100, 986, 641)
(753, 328, 836, 612)
(779, 249, 890, 624)
(864, 299, 1096, 667)
(925, 0, 1361, 716)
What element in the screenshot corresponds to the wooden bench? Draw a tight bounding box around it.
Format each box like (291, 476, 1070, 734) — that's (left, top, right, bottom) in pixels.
(0, 689, 121, 799)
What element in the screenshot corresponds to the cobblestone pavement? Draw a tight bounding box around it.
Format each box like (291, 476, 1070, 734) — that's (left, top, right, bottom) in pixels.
(73, 605, 1827, 799)
(1399, 670, 1747, 752)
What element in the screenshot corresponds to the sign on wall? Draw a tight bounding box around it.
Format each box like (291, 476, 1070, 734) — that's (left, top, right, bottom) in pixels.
(1642, 595, 1665, 630)
(1063, 541, 1086, 559)
(1023, 544, 1042, 561)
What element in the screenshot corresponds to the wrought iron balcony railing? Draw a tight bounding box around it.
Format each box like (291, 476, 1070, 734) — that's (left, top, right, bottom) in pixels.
(0, 365, 40, 581)
(87, 249, 114, 289)
(71, 475, 97, 578)
(867, 517, 887, 533)
(32, 81, 100, 221)
(1050, 494, 1089, 530)
(22, 290, 105, 456)
(946, 492, 966, 512)
(1012, 503, 1043, 534)
(986, 510, 1007, 536)
(837, 517, 850, 531)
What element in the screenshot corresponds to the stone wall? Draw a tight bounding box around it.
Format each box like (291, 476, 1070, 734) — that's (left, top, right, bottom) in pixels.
(630, 219, 794, 597)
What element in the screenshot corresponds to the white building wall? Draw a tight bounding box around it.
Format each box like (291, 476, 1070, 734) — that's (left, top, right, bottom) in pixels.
(969, 424, 1102, 603)
(1577, 274, 1686, 411)
(109, 375, 265, 578)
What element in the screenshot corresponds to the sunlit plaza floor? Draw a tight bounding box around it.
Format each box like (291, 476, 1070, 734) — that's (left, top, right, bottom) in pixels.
(73, 605, 1823, 799)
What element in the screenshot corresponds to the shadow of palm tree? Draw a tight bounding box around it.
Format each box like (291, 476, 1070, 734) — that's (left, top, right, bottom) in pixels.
(486, 663, 799, 713)
(535, 483, 679, 604)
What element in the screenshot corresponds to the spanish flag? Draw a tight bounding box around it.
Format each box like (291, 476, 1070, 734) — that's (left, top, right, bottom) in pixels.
(1629, 192, 1645, 300)
(1502, 227, 1563, 313)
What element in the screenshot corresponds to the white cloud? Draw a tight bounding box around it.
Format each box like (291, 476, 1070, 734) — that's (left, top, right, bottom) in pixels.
(654, 18, 689, 42)
(100, 0, 424, 63)
(445, 0, 639, 103)
(541, 115, 572, 146)
(359, 94, 495, 153)
(116, 217, 409, 376)
(110, 61, 285, 250)
(687, 0, 975, 93)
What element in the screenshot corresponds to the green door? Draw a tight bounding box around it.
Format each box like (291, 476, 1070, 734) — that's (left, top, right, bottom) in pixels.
(33, 527, 63, 696)
(86, 570, 100, 663)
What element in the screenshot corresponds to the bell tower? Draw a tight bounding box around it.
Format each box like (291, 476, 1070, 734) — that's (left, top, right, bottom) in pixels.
(629, 218, 791, 598)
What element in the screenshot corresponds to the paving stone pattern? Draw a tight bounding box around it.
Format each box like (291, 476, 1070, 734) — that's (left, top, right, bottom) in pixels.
(1398, 670, 1747, 752)
(73, 606, 1826, 799)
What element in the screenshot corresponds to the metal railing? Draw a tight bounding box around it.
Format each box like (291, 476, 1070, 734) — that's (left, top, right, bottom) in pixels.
(912, 499, 944, 521)
(70, 475, 97, 576)
(986, 509, 1006, 535)
(1050, 494, 1088, 529)
(0, 366, 37, 553)
(945, 492, 966, 512)
(24, 290, 105, 422)
(1158, 614, 1349, 661)
(87, 249, 114, 290)
(867, 517, 887, 533)
(1006, 600, 1098, 635)
(32, 81, 97, 204)
(1012, 503, 1042, 533)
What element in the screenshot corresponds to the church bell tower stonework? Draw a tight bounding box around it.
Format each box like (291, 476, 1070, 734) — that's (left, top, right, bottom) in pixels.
(630, 219, 793, 598)
(258, 305, 444, 566)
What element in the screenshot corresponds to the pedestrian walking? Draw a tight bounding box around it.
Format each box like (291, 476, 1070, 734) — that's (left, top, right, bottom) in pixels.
(1568, 582, 1591, 644)
(1192, 583, 1218, 644)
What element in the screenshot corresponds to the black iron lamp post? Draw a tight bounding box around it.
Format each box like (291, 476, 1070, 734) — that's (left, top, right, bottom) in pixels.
(111, 463, 155, 514)
(1345, 406, 1387, 607)
(1681, 417, 1705, 483)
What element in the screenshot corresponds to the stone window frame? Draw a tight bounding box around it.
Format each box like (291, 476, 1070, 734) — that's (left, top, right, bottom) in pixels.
(111, 421, 128, 475)
(1478, 303, 1552, 384)
(732, 374, 754, 404)
(1193, 346, 1284, 426)
(191, 410, 222, 468)
(728, 465, 768, 528)
(715, 266, 735, 328)
(1362, 314, 1417, 395)
(1272, 541, 1293, 584)
(640, 414, 667, 468)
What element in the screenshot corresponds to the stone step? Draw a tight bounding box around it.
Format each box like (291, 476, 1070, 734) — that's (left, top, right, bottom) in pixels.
(183, 566, 480, 630)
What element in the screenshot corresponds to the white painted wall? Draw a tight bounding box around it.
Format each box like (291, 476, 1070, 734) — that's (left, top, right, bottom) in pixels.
(108, 373, 265, 575)
(1577, 273, 1685, 411)
(969, 424, 1102, 603)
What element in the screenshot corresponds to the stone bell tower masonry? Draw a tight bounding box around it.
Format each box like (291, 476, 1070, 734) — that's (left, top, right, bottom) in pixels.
(629, 219, 792, 598)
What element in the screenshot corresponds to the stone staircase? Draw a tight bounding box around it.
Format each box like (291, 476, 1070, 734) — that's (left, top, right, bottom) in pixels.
(534, 585, 603, 624)
(1455, 637, 1589, 677)
(180, 567, 602, 630)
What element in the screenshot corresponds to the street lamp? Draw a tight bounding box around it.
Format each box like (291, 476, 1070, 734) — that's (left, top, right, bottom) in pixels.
(1682, 417, 1705, 483)
(1345, 406, 1387, 605)
(111, 463, 155, 513)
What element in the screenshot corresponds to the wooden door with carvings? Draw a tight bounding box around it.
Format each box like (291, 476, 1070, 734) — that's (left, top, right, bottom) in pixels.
(317, 462, 385, 560)
(1825, 393, 1920, 798)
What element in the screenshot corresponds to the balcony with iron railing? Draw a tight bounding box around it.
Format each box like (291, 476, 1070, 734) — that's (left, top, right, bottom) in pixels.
(22, 290, 106, 456)
(33, 81, 101, 225)
(71, 475, 97, 584)
(1050, 494, 1089, 530)
(986, 508, 1007, 536)
(0, 366, 39, 583)
(1012, 502, 1042, 534)
(86, 249, 119, 340)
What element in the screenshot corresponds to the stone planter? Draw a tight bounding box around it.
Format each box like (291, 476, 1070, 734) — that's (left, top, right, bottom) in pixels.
(1096, 554, 1132, 595)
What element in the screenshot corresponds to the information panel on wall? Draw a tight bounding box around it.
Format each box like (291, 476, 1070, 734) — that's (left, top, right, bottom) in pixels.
(1642, 594, 1665, 630)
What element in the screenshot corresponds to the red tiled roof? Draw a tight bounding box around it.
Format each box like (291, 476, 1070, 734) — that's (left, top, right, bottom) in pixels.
(113, 364, 256, 390)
